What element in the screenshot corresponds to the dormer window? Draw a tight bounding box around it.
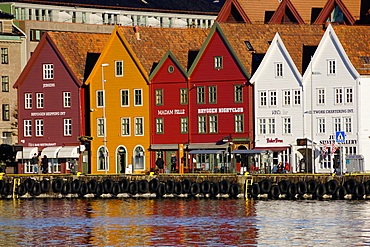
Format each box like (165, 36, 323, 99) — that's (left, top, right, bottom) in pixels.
(244, 41, 254, 51)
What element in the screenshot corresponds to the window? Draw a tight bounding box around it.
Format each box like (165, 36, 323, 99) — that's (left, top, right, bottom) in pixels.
(134, 117, 144, 136)
(214, 56, 223, 69)
(318, 118, 325, 134)
(335, 88, 342, 104)
(209, 115, 218, 133)
(258, 118, 266, 134)
(327, 59, 336, 75)
(260, 91, 267, 106)
(234, 85, 243, 103)
(121, 89, 129, 107)
(24, 120, 32, 137)
(155, 89, 163, 105)
(197, 86, 205, 104)
(43, 64, 54, 79)
(63, 92, 71, 108)
(268, 118, 275, 134)
(180, 88, 188, 105)
(36, 93, 44, 109)
(121, 117, 130, 136)
(198, 115, 206, 134)
(35, 119, 44, 136)
(318, 89, 325, 105)
(97, 118, 105, 137)
(333, 117, 341, 132)
(2, 104, 9, 121)
(270, 91, 277, 106)
(208, 86, 216, 104)
(345, 87, 353, 104)
(283, 90, 291, 106)
(1, 48, 8, 64)
(155, 118, 164, 134)
(115, 61, 123, 77)
(275, 62, 283, 77)
(293, 90, 301, 105)
(283, 117, 291, 134)
(134, 89, 142, 106)
(1, 76, 8, 92)
(96, 90, 104, 107)
(25, 93, 32, 109)
(235, 114, 244, 133)
(180, 117, 188, 133)
(64, 119, 72, 136)
(344, 117, 352, 133)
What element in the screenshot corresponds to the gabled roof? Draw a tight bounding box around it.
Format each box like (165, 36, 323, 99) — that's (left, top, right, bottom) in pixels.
(218, 23, 324, 74)
(269, 0, 305, 24)
(149, 50, 188, 81)
(216, 0, 251, 23)
(222, 0, 364, 24)
(14, 32, 109, 88)
(331, 25, 370, 75)
(314, 0, 356, 25)
(117, 26, 209, 76)
(5, 0, 222, 14)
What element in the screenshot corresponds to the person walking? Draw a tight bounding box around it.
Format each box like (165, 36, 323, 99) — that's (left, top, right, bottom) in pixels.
(170, 154, 177, 172)
(31, 153, 38, 174)
(41, 155, 48, 174)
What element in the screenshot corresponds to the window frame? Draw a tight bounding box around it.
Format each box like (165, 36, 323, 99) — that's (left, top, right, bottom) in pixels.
(155, 117, 164, 134)
(345, 87, 353, 104)
(180, 88, 188, 105)
(283, 90, 291, 106)
(42, 64, 54, 80)
(197, 86, 205, 104)
(317, 88, 325, 105)
(275, 62, 283, 77)
(134, 89, 143, 106)
(198, 115, 207, 134)
(334, 87, 343, 105)
(268, 118, 275, 134)
(24, 119, 32, 137)
(269, 90, 277, 106)
(35, 119, 44, 137)
(214, 56, 223, 69)
(208, 86, 217, 104)
(333, 117, 341, 132)
(180, 117, 188, 134)
(115, 60, 123, 77)
(259, 91, 267, 107)
(293, 89, 301, 105)
(63, 118, 72, 136)
(1, 76, 9, 92)
(1, 48, 8, 64)
(327, 59, 336, 75)
(120, 89, 129, 107)
(134, 117, 144, 136)
(235, 114, 244, 133)
(63, 92, 71, 108)
(234, 85, 243, 103)
(318, 117, 326, 134)
(96, 90, 104, 108)
(209, 114, 218, 133)
(97, 118, 105, 137)
(25, 93, 32, 109)
(121, 117, 130, 136)
(344, 117, 352, 133)
(155, 89, 163, 106)
(2, 104, 9, 121)
(258, 118, 266, 135)
(283, 117, 291, 134)
(36, 93, 44, 109)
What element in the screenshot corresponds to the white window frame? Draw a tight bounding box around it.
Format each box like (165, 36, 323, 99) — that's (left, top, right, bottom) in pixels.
(269, 90, 277, 106)
(345, 87, 353, 104)
(43, 64, 54, 80)
(283, 117, 291, 134)
(198, 115, 207, 134)
(24, 120, 32, 137)
(120, 89, 129, 107)
(258, 118, 266, 135)
(259, 91, 267, 107)
(63, 92, 71, 108)
(327, 59, 336, 75)
(283, 90, 291, 106)
(180, 117, 188, 133)
(209, 115, 218, 133)
(134, 117, 144, 136)
(96, 90, 104, 108)
(121, 117, 130, 136)
(275, 62, 283, 77)
(344, 117, 352, 133)
(235, 114, 244, 133)
(25, 93, 32, 109)
(97, 118, 105, 137)
(334, 87, 343, 105)
(155, 118, 164, 134)
(35, 119, 44, 137)
(115, 60, 123, 77)
(134, 89, 143, 106)
(36, 93, 44, 109)
(293, 90, 301, 105)
(214, 56, 223, 69)
(317, 88, 325, 105)
(333, 117, 341, 132)
(318, 118, 326, 134)
(64, 118, 72, 136)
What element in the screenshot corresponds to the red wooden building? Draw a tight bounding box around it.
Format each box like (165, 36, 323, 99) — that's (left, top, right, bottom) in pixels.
(13, 32, 109, 174)
(150, 24, 253, 173)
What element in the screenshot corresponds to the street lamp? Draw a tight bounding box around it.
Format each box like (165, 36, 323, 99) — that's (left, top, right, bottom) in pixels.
(101, 63, 109, 174)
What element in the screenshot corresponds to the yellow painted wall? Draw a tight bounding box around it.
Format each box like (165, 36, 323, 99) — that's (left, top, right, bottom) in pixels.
(88, 31, 150, 174)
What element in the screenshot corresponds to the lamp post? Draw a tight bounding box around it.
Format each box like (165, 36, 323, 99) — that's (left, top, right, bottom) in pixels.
(101, 63, 109, 174)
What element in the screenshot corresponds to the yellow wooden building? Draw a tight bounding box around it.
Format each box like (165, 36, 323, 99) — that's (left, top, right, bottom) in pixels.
(85, 27, 150, 174)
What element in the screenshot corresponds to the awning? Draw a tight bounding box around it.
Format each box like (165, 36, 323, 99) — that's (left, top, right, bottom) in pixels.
(189, 150, 225, 154)
(58, 146, 79, 158)
(16, 147, 38, 160)
(41, 146, 62, 158)
(254, 146, 290, 152)
(231, 149, 269, 154)
(187, 143, 229, 149)
(150, 144, 179, 150)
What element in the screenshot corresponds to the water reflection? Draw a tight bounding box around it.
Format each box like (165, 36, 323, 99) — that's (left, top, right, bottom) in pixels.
(0, 199, 370, 246)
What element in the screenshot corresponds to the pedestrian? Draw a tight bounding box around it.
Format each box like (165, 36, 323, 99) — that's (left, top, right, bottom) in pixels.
(283, 162, 290, 173)
(42, 155, 48, 174)
(38, 153, 42, 174)
(0, 161, 5, 174)
(170, 154, 177, 172)
(333, 158, 339, 174)
(155, 156, 164, 173)
(277, 162, 283, 173)
(31, 153, 38, 174)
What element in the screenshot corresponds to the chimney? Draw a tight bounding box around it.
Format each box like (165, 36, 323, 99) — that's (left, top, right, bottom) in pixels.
(134, 25, 141, 40)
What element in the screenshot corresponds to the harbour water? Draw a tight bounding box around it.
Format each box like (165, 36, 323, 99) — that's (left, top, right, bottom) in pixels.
(0, 198, 369, 246)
